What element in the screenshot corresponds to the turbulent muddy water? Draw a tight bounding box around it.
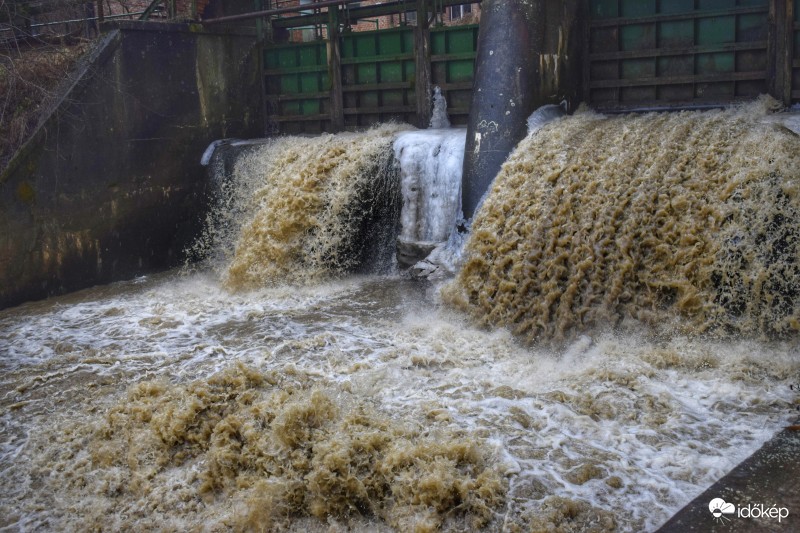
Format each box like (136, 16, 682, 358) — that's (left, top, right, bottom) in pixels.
(1, 274, 797, 531)
(2, 103, 800, 532)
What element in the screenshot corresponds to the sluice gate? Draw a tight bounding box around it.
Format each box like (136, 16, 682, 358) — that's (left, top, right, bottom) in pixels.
(245, 0, 800, 132)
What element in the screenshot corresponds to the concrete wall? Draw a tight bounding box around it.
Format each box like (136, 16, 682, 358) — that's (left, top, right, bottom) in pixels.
(0, 21, 264, 309)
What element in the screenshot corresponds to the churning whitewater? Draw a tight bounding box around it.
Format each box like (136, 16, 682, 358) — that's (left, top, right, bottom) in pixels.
(1, 103, 799, 532)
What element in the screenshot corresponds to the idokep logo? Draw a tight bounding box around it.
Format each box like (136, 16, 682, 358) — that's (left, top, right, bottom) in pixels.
(709, 498, 736, 524)
(709, 497, 790, 525)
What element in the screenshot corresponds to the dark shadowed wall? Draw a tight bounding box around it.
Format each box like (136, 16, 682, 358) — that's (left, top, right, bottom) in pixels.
(0, 21, 264, 309)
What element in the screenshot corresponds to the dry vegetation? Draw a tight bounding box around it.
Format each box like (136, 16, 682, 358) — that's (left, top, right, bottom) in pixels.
(0, 41, 90, 170)
(0, 0, 157, 172)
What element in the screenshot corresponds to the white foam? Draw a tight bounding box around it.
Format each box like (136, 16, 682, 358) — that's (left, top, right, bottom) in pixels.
(526, 103, 567, 136)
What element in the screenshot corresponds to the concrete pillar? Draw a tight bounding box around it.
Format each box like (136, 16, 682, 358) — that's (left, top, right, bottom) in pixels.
(461, 0, 581, 220)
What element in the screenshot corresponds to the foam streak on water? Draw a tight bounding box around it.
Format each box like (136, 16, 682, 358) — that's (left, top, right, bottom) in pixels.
(0, 273, 797, 531)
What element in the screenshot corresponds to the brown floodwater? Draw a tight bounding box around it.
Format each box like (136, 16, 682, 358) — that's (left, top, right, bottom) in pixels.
(2, 104, 799, 532)
(1, 272, 797, 531)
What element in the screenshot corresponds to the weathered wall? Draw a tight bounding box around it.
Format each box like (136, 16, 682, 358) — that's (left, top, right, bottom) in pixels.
(0, 21, 263, 309)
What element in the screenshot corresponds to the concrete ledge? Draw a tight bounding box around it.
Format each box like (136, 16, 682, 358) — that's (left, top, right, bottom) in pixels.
(657, 422, 800, 532)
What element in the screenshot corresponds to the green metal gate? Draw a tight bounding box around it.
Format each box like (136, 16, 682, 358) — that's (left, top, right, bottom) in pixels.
(340, 27, 416, 129)
(585, 0, 797, 110)
(263, 24, 478, 134)
(264, 40, 330, 129)
(431, 25, 479, 119)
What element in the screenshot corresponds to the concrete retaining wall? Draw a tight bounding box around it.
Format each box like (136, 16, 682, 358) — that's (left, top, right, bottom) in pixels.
(0, 21, 263, 309)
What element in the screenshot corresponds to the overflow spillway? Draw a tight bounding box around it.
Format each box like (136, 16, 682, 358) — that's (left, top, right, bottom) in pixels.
(449, 99, 800, 343)
(204, 99, 800, 344)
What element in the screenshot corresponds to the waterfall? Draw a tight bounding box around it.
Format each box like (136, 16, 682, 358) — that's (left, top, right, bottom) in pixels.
(392, 128, 466, 269)
(196, 99, 800, 341)
(446, 99, 800, 342)
(3, 102, 800, 533)
(198, 125, 404, 289)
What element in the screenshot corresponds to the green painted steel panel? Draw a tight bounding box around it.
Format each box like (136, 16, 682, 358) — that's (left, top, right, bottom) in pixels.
(447, 60, 474, 83)
(621, 24, 655, 51)
(697, 52, 735, 73)
(591, 0, 618, 19)
(658, 56, 694, 77)
(621, 0, 654, 17)
(622, 59, 655, 79)
(283, 101, 300, 115)
(379, 62, 403, 83)
(404, 60, 415, 80)
(299, 72, 320, 93)
(431, 30, 446, 55)
(431, 26, 478, 55)
(382, 89, 405, 106)
(360, 92, 379, 108)
(264, 24, 476, 129)
(697, 16, 736, 45)
(737, 13, 767, 41)
(277, 48, 297, 68)
(301, 100, 320, 115)
(697, 81, 734, 98)
(588, 0, 771, 108)
(658, 20, 694, 47)
(590, 27, 619, 53)
(298, 45, 323, 67)
(280, 76, 299, 94)
(698, 0, 735, 9)
(354, 34, 377, 57)
(661, 0, 694, 14)
(356, 63, 378, 84)
(379, 32, 404, 54)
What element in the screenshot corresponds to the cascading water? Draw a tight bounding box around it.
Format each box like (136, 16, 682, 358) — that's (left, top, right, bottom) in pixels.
(446, 99, 800, 343)
(429, 86, 452, 130)
(199, 125, 405, 288)
(1, 100, 799, 532)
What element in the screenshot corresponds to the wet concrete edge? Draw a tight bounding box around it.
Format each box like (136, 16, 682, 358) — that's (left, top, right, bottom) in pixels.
(657, 421, 800, 533)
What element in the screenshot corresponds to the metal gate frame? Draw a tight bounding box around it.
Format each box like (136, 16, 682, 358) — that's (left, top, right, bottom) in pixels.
(263, 10, 478, 134)
(585, 0, 798, 110)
